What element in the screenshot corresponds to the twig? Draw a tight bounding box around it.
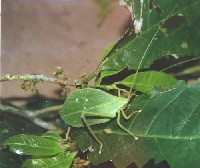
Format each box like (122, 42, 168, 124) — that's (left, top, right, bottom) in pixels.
(0, 100, 63, 133)
(173, 65, 200, 77)
(34, 105, 63, 116)
(0, 74, 73, 86)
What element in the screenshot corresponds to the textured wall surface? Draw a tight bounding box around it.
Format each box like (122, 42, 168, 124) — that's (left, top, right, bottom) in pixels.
(1, 0, 130, 104)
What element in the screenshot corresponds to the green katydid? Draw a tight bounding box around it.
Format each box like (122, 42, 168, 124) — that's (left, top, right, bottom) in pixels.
(60, 88, 139, 154)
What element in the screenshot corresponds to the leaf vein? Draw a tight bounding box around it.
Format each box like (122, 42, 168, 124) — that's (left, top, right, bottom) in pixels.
(144, 87, 187, 135)
(177, 99, 200, 135)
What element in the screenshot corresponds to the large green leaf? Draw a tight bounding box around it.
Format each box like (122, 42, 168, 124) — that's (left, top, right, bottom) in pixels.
(100, 0, 200, 76)
(41, 132, 62, 141)
(1, 134, 64, 156)
(60, 88, 127, 127)
(75, 80, 200, 167)
(22, 152, 77, 168)
(115, 71, 177, 94)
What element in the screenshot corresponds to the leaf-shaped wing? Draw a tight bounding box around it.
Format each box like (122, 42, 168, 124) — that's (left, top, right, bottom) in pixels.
(60, 88, 128, 127)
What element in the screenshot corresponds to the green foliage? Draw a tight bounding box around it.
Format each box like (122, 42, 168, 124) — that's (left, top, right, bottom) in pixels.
(115, 71, 177, 94)
(1, 134, 64, 156)
(99, 0, 200, 79)
(1, 0, 200, 167)
(41, 132, 63, 141)
(100, 44, 115, 62)
(22, 152, 77, 168)
(1, 134, 77, 168)
(75, 80, 200, 167)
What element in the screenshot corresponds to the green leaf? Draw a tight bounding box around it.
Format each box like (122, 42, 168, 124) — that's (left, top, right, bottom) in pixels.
(42, 133, 62, 141)
(1, 134, 64, 156)
(100, 44, 115, 62)
(100, 0, 200, 77)
(22, 152, 77, 168)
(115, 71, 177, 94)
(96, 70, 121, 85)
(60, 88, 128, 127)
(75, 80, 200, 167)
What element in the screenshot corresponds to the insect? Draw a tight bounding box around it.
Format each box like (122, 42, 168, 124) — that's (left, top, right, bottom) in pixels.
(60, 88, 139, 154)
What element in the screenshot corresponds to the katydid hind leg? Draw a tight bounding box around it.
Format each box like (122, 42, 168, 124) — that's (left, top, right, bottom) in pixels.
(81, 113, 103, 154)
(65, 127, 71, 141)
(117, 111, 138, 140)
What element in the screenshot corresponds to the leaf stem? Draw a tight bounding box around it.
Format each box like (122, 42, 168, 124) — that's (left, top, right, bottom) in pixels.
(161, 57, 200, 72)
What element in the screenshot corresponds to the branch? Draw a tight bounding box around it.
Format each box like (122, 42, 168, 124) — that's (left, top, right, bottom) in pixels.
(0, 73, 77, 95)
(0, 100, 63, 133)
(0, 74, 70, 86)
(34, 105, 63, 116)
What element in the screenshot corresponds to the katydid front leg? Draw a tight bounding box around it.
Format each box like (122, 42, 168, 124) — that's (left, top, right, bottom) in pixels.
(121, 109, 142, 120)
(81, 113, 103, 154)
